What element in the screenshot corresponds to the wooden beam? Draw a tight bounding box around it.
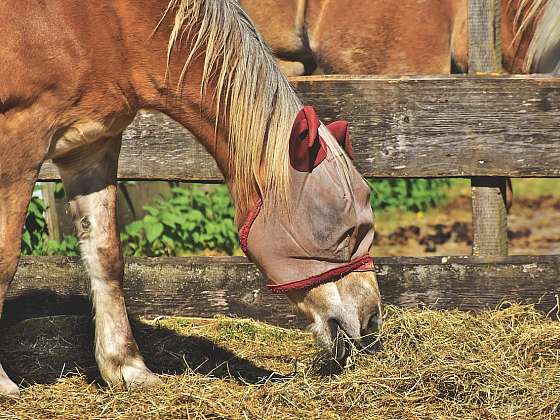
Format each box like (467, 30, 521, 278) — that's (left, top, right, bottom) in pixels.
(468, 0, 502, 72)
(5, 256, 560, 328)
(468, 0, 508, 256)
(38, 76, 560, 182)
(471, 177, 508, 255)
(41, 183, 61, 242)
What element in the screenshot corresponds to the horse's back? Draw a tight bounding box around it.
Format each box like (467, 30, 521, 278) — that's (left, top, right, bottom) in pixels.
(0, 0, 138, 158)
(0, 0, 125, 103)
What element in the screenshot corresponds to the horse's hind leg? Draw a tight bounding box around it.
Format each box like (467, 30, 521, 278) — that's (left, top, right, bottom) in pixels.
(0, 172, 40, 397)
(54, 136, 159, 389)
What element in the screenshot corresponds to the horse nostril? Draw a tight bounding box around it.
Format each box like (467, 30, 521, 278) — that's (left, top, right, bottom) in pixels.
(360, 315, 382, 354)
(368, 313, 382, 332)
(327, 318, 348, 361)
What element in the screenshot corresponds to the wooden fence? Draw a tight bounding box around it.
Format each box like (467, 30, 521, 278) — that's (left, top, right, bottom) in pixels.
(6, 0, 560, 327)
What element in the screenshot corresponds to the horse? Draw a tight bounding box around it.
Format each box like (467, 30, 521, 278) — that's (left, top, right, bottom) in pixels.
(0, 0, 382, 396)
(239, 0, 468, 76)
(239, 0, 559, 76)
(240, 0, 560, 211)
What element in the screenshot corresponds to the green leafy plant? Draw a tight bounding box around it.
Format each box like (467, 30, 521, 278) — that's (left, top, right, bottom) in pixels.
(46, 235, 80, 256)
(121, 186, 238, 256)
(21, 195, 50, 256)
(368, 179, 451, 212)
(21, 187, 80, 256)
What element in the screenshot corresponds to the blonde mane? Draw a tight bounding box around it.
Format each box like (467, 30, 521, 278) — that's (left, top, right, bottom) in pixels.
(161, 0, 301, 209)
(511, 0, 560, 72)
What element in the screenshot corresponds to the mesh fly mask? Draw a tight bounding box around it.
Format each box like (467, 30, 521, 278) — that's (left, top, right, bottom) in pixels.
(240, 107, 375, 293)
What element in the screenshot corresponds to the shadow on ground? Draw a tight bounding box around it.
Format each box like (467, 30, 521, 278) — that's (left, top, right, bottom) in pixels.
(0, 293, 284, 387)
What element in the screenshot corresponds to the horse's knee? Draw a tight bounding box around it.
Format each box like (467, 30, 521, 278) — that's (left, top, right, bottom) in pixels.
(0, 244, 23, 314)
(0, 176, 41, 301)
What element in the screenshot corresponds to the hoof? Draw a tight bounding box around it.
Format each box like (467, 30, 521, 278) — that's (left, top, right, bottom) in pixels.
(0, 378, 20, 398)
(122, 365, 162, 390)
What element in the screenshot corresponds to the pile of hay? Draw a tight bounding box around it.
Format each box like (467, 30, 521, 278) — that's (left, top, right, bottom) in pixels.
(0, 304, 559, 418)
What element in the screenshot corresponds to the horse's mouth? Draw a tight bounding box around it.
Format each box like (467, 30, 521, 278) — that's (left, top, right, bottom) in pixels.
(324, 317, 382, 358)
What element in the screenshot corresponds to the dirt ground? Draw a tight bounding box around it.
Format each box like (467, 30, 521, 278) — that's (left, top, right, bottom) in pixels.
(373, 179, 560, 256)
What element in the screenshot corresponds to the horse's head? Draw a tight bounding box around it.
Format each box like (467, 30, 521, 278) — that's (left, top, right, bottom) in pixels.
(240, 107, 382, 362)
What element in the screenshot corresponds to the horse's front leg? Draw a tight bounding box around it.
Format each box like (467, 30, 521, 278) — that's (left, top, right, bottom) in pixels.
(0, 175, 38, 397)
(55, 136, 159, 389)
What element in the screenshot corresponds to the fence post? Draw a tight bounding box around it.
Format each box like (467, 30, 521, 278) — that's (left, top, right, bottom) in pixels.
(468, 0, 508, 256)
(42, 182, 61, 242)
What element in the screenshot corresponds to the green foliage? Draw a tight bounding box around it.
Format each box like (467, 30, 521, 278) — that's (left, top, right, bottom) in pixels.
(21, 192, 80, 256)
(46, 235, 80, 256)
(368, 179, 451, 212)
(21, 196, 50, 256)
(121, 186, 238, 256)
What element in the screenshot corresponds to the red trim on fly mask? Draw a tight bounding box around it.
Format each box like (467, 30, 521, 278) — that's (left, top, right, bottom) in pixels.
(239, 198, 262, 255)
(327, 120, 355, 160)
(267, 255, 375, 294)
(289, 106, 327, 172)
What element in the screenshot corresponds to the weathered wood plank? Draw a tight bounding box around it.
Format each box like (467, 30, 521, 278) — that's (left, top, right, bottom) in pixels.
(38, 75, 560, 181)
(5, 256, 559, 328)
(468, 0, 502, 72)
(41, 183, 61, 242)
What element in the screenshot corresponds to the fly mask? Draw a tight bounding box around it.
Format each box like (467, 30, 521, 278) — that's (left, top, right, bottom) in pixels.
(240, 106, 375, 293)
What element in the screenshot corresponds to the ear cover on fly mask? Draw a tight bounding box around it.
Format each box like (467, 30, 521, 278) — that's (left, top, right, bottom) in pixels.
(289, 106, 327, 172)
(327, 120, 354, 160)
(289, 107, 355, 172)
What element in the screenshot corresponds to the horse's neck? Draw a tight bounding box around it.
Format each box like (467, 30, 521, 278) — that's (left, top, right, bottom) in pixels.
(119, 0, 295, 225)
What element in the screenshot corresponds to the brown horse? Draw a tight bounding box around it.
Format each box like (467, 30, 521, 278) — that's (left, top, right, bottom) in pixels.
(240, 0, 559, 76)
(0, 0, 382, 396)
(240, 0, 467, 76)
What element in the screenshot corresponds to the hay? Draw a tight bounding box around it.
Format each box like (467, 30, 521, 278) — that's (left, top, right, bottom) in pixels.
(0, 304, 559, 419)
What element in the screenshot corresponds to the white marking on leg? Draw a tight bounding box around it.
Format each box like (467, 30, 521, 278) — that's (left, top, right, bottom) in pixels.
(0, 363, 19, 397)
(71, 187, 158, 388)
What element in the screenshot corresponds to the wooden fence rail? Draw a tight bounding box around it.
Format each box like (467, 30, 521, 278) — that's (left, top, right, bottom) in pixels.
(6, 256, 560, 328)
(38, 76, 560, 182)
